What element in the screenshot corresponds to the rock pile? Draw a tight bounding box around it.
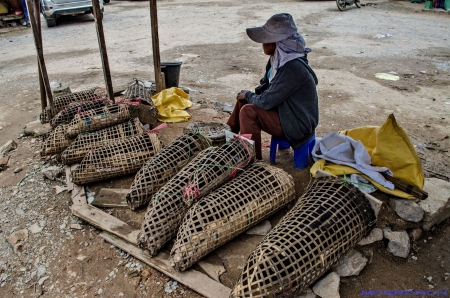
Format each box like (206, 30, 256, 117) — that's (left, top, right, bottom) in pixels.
(0, 137, 184, 297)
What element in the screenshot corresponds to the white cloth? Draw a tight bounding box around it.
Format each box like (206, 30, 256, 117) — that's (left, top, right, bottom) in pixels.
(312, 132, 394, 190)
(269, 33, 311, 82)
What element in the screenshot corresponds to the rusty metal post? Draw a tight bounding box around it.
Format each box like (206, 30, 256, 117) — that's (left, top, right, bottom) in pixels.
(92, 0, 114, 102)
(149, 0, 163, 93)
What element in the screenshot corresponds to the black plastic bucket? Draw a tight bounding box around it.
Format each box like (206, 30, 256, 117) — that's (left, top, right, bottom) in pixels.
(161, 62, 182, 88)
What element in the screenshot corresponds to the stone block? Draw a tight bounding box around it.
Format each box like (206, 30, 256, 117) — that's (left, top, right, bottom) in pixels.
(332, 249, 368, 276)
(358, 228, 383, 245)
(419, 178, 450, 231)
(389, 198, 424, 222)
(313, 272, 340, 298)
(383, 229, 410, 258)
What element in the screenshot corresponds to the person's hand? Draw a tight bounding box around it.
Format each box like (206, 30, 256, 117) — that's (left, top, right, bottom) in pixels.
(236, 90, 250, 101)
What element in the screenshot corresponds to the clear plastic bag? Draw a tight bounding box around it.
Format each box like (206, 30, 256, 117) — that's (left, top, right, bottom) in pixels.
(349, 174, 377, 193)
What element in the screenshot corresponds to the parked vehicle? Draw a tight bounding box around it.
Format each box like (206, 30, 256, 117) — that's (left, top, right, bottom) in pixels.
(336, 0, 361, 11)
(40, 0, 105, 28)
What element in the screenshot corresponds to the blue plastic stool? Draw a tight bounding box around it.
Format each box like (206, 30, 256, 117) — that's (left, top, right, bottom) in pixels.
(269, 135, 316, 170)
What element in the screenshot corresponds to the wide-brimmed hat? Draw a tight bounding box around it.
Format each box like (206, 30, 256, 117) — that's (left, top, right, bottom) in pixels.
(246, 13, 298, 43)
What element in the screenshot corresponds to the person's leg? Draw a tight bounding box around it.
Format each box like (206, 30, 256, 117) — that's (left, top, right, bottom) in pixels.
(226, 100, 248, 134)
(239, 104, 284, 160)
(21, 0, 29, 25)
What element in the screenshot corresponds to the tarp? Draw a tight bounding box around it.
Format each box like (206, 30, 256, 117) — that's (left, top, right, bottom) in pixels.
(151, 87, 192, 123)
(312, 132, 394, 190)
(311, 114, 425, 199)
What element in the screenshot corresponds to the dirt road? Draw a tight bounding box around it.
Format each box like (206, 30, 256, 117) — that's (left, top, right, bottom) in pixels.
(1, 0, 449, 174)
(0, 0, 449, 297)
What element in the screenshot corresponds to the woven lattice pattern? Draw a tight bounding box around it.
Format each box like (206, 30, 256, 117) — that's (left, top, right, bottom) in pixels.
(182, 138, 255, 206)
(114, 99, 158, 124)
(170, 163, 295, 271)
(40, 88, 100, 123)
(125, 79, 152, 102)
(115, 80, 158, 122)
(65, 104, 131, 138)
(231, 176, 376, 298)
(50, 100, 106, 128)
(60, 118, 145, 165)
(138, 138, 255, 256)
(41, 125, 73, 156)
(126, 133, 211, 210)
(183, 122, 230, 146)
(71, 132, 163, 185)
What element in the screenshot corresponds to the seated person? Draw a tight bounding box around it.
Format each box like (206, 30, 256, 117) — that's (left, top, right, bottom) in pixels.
(227, 13, 319, 160)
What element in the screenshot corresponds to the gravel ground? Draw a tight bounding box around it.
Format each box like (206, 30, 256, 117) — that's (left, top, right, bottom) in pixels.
(0, 0, 449, 297)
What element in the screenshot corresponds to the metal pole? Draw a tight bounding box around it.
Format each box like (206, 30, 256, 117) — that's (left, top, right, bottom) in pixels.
(92, 0, 114, 103)
(149, 0, 163, 93)
(25, 0, 54, 116)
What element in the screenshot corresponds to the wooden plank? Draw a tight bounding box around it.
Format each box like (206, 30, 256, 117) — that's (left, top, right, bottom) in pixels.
(0, 15, 22, 21)
(67, 164, 86, 208)
(25, 0, 54, 112)
(65, 165, 74, 192)
(92, 188, 128, 208)
(149, 0, 163, 93)
(33, 0, 47, 112)
(100, 232, 232, 298)
(197, 260, 226, 282)
(73, 204, 138, 244)
(92, 0, 114, 102)
(71, 185, 87, 208)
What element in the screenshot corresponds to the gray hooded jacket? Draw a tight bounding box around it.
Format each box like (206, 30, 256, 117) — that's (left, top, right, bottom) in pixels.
(245, 58, 319, 149)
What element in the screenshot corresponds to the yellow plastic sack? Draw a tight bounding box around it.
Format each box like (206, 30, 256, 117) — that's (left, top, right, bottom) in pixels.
(0, 2, 8, 15)
(151, 87, 193, 123)
(311, 114, 424, 199)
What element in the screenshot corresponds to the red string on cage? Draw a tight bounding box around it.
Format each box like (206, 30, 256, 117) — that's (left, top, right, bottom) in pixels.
(116, 97, 144, 105)
(184, 182, 201, 201)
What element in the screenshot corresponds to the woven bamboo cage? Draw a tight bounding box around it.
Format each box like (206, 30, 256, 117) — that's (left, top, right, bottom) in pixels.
(49, 100, 106, 128)
(40, 125, 74, 156)
(183, 122, 231, 146)
(125, 79, 152, 102)
(115, 98, 158, 125)
(113, 79, 159, 122)
(230, 176, 376, 298)
(40, 88, 103, 123)
(60, 118, 145, 165)
(170, 163, 296, 271)
(126, 133, 212, 210)
(65, 104, 131, 138)
(137, 137, 255, 256)
(71, 132, 163, 185)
